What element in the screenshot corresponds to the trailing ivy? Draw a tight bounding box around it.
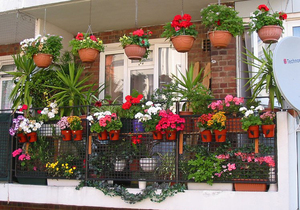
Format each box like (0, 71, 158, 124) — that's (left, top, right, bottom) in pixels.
(76, 180, 185, 204)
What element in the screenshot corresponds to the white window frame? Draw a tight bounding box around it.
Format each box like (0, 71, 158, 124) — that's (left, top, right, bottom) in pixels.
(99, 38, 187, 101)
(0, 55, 15, 110)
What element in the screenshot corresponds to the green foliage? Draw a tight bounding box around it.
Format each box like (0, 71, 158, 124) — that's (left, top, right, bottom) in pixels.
(68, 116, 83, 130)
(105, 118, 122, 132)
(76, 181, 185, 204)
(6, 54, 38, 112)
(20, 34, 63, 61)
(69, 33, 105, 55)
(90, 122, 105, 133)
(188, 153, 223, 185)
(200, 4, 244, 37)
(241, 115, 262, 130)
(242, 46, 283, 109)
(156, 153, 175, 180)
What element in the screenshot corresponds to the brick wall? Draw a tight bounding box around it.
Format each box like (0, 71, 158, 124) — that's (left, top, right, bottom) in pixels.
(0, 43, 20, 56)
(0, 201, 150, 210)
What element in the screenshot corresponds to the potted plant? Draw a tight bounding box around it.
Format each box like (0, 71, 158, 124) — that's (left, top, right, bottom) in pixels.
(87, 111, 114, 140)
(249, 4, 287, 43)
(104, 113, 122, 140)
(197, 113, 213, 142)
(69, 32, 105, 62)
(207, 111, 227, 142)
(208, 95, 244, 133)
(200, 4, 244, 48)
(155, 110, 185, 140)
(119, 28, 152, 60)
(240, 105, 265, 138)
(242, 46, 283, 110)
(134, 101, 163, 139)
(260, 111, 276, 138)
(9, 115, 43, 143)
(57, 116, 71, 141)
(20, 34, 63, 68)
(161, 14, 198, 52)
(139, 138, 159, 172)
(156, 152, 175, 181)
(231, 151, 275, 191)
(67, 116, 83, 141)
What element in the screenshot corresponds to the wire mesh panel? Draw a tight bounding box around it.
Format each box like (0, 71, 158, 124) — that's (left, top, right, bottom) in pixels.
(0, 113, 12, 180)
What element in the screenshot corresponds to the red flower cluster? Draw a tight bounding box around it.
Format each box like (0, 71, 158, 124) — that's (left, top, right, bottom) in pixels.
(132, 29, 153, 37)
(197, 113, 213, 129)
(279, 12, 287, 20)
(131, 134, 142, 144)
(75, 33, 98, 42)
(171, 14, 193, 31)
(19, 104, 28, 112)
(258, 4, 269, 12)
(94, 101, 102, 107)
(122, 94, 143, 110)
(156, 110, 185, 132)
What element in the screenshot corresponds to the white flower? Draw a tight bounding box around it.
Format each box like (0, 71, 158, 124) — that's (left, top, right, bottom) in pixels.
(52, 108, 59, 114)
(135, 112, 144, 119)
(239, 107, 247, 112)
(41, 108, 49, 115)
(103, 111, 112, 116)
(154, 103, 162, 107)
(48, 112, 55, 119)
(255, 105, 265, 111)
(50, 102, 57, 108)
(87, 115, 93, 121)
(145, 101, 153, 106)
(244, 110, 254, 117)
(250, 106, 254, 109)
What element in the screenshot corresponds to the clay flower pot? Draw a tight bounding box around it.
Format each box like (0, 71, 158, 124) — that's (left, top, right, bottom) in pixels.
(171, 35, 195, 52)
(208, 31, 232, 48)
(257, 25, 283, 44)
(26, 132, 37, 143)
(109, 130, 120, 141)
(72, 130, 83, 141)
(17, 133, 27, 143)
(61, 130, 72, 141)
(247, 125, 260, 139)
(124, 45, 146, 60)
(214, 129, 227, 142)
(78, 48, 99, 63)
(262, 124, 275, 138)
(98, 130, 108, 140)
(152, 130, 163, 140)
(33, 53, 53, 68)
(165, 130, 177, 140)
(200, 130, 212, 142)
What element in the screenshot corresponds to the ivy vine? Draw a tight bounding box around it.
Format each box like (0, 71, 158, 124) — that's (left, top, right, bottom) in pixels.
(76, 180, 186, 204)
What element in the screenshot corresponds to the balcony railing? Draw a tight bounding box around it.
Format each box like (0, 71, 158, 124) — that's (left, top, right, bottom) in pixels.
(8, 103, 277, 188)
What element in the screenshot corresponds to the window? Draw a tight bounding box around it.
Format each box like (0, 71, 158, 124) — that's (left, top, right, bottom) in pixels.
(100, 39, 187, 101)
(0, 55, 15, 110)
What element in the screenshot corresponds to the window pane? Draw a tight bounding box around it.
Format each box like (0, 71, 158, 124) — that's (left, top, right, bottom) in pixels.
(0, 64, 15, 72)
(130, 69, 153, 99)
(158, 47, 182, 88)
(293, 26, 300, 37)
(1, 80, 13, 110)
(105, 54, 124, 102)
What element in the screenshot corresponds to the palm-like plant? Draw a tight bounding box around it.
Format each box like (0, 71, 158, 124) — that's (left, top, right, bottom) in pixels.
(242, 46, 283, 109)
(6, 55, 38, 114)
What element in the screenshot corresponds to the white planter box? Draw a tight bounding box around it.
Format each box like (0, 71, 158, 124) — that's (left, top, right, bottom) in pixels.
(187, 182, 233, 191)
(47, 179, 80, 187)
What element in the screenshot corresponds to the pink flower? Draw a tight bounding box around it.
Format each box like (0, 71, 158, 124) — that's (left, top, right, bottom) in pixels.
(227, 163, 236, 171)
(111, 113, 117, 118)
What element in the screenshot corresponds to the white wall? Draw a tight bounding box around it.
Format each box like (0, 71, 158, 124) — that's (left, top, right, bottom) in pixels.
(0, 112, 298, 210)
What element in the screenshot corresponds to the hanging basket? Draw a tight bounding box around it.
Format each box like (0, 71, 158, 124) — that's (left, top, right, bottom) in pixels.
(78, 48, 99, 63)
(171, 35, 195, 53)
(124, 45, 146, 60)
(61, 130, 72, 141)
(262, 124, 275, 138)
(33, 53, 53, 68)
(247, 125, 260, 139)
(257, 25, 283, 44)
(72, 130, 83, 141)
(208, 31, 232, 48)
(26, 132, 38, 143)
(200, 130, 212, 142)
(214, 129, 227, 142)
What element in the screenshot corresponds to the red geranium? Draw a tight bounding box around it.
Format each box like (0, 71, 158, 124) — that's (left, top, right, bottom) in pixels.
(258, 4, 269, 12)
(76, 33, 84, 40)
(132, 29, 144, 37)
(122, 101, 132, 110)
(90, 35, 97, 41)
(279, 12, 287, 20)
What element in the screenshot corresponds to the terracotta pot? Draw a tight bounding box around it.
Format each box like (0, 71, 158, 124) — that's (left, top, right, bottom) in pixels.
(234, 180, 267, 192)
(214, 129, 227, 142)
(179, 111, 193, 132)
(33, 53, 53, 68)
(61, 130, 72, 141)
(17, 133, 27, 143)
(226, 117, 244, 133)
(152, 130, 163, 140)
(26, 132, 37, 143)
(200, 130, 212, 142)
(109, 130, 120, 141)
(171, 35, 195, 52)
(247, 125, 260, 139)
(262, 124, 275, 138)
(208, 31, 232, 48)
(78, 48, 99, 63)
(124, 45, 146, 60)
(165, 130, 177, 141)
(98, 130, 108, 140)
(258, 25, 283, 44)
(72, 130, 83, 141)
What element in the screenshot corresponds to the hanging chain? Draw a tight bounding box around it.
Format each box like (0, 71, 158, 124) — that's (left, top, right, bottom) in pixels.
(218, 0, 221, 5)
(181, 0, 184, 16)
(43, 8, 46, 35)
(15, 11, 19, 43)
(135, 0, 138, 28)
(86, 0, 93, 35)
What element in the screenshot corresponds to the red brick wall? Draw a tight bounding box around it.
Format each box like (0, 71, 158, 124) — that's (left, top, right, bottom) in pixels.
(0, 43, 20, 56)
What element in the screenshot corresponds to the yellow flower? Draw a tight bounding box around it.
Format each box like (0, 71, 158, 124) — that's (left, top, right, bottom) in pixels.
(56, 167, 59, 171)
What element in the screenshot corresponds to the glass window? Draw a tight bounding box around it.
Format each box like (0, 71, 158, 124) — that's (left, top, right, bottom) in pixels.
(293, 26, 300, 37)
(130, 69, 153, 99)
(1, 79, 13, 109)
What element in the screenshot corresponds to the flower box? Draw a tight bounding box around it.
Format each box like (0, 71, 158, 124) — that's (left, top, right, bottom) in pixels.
(187, 182, 233, 191)
(47, 179, 80, 187)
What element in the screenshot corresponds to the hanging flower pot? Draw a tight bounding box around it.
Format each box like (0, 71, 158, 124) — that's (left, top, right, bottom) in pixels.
(165, 130, 177, 141)
(214, 129, 227, 142)
(26, 132, 37, 143)
(171, 35, 195, 53)
(109, 130, 120, 141)
(262, 124, 275, 138)
(72, 130, 83, 141)
(124, 45, 146, 60)
(132, 119, 145, 133)
(114, 160, 126, 172)
(17, 133, 27, 143)
(78, 48, 99, 63)
(208, 31, 232, 48)
(61, 130, 72, 141)
(33, 53, 53, 68)
(152, 130, 163, 140)
(98, 130, 108, 140)
(247, 125, 260, 139)
(257, 25, 283, 44)
(139, 158, 157, 172)
(200, 130, 212, 142)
